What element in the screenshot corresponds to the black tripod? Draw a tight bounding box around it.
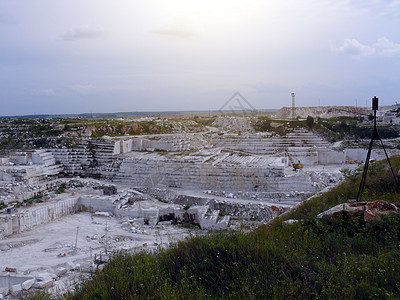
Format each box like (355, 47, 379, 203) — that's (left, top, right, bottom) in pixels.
(356, 96, 399, 201)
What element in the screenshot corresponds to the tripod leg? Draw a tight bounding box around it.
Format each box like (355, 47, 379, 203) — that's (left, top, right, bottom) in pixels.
(356, 131, 375, 201)
(377, 132, 399, 192)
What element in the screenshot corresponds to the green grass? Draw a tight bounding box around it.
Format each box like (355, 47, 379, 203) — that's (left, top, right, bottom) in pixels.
(67, 158, 400, 299)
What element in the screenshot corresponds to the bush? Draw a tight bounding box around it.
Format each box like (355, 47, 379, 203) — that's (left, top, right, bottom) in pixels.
(355, 282, 387, 300)
(306, 115, 314, 128)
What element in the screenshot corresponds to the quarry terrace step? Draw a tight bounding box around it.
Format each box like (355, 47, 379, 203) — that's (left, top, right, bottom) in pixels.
(112, 173, 317, 193)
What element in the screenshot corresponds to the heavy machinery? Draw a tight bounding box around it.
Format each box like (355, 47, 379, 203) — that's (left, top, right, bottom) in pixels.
(391, 101, 400, 113)
(285, 149, 303, 171)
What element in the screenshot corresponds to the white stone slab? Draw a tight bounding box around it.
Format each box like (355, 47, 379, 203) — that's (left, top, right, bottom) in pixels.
(22, 278, 35, 290)
(55, 267, 68, 277)
(34, 279, 55, 289)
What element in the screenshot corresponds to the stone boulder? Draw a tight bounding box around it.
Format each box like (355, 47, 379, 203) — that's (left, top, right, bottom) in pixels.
(364, 200, 399, 222)
(34, 279, 55, 289)
(35, 272, 55, 282)
(317, 200, 399, 222)
(55, 267, 68, 277)
(22, 279, 35, 290)
(317, 202, 364, 220)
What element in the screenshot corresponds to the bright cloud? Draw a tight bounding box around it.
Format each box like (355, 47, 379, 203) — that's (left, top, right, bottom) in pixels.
(152, 16, 202, 38)
(332, 39, 376, 58)
(333, 37, 400, 58)
(373, 37, 400, 56)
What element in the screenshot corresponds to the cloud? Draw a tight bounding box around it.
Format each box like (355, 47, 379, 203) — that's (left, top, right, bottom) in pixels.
(60, 24, 104, 41)
(332, 39, 375, 58)
(373, 36, 400, 56)
(32, 89, 55, 96)
(152, 16, 202, 38)
(332, 37, 400, 58)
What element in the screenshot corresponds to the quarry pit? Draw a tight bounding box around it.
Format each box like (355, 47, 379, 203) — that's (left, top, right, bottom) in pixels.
(1, 112, 399, 297)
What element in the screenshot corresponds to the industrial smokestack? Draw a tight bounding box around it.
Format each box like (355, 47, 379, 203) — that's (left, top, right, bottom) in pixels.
(291, 92, 295, 119)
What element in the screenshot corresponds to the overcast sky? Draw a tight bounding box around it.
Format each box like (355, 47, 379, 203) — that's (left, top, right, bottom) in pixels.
(1, 0, 400, 116)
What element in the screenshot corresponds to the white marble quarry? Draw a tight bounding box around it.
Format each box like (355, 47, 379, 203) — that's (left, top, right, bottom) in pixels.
(46, 127, 366, 184)
(128, 134, 209, 152)
(0, 151, 63, 184)
(0, 126, 362, 220)
(0, 166, 56, 186)
(212, 129, 331, 157)
(31, 150, 56, 166)
(345, 148, 383, 163)
(31, 150, 63, 176)
(0, 197, 78, 238)
(51, 139, 120, 178)
(111, 150, 303, 192)
(51, 148, 88, 175)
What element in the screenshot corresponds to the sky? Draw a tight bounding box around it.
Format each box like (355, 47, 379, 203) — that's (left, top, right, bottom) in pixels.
(1, 0, 400, 116)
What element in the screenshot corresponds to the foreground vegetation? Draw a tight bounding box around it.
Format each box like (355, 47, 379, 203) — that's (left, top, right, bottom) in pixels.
(67, 157, 400, 299)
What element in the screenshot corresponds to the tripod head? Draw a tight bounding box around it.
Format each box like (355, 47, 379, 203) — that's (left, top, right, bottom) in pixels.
(372, 96, 378, 111)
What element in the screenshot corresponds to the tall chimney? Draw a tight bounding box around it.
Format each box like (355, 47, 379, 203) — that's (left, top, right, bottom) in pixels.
(291, 92, 295, 119)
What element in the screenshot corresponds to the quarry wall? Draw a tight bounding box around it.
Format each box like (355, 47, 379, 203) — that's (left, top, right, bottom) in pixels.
(112, 154, 312, 192)
(0, 198, 78, 238)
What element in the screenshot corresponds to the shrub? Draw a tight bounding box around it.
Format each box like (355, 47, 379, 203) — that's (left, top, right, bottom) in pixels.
(306, 115, 314, 128)
(354, 282, 387, 300)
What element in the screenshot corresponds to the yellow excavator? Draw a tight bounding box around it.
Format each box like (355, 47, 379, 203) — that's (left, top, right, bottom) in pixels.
(285, 149, 303, 171)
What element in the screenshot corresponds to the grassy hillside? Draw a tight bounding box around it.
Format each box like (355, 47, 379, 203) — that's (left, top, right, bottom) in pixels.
(67, 158, 400, 299)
